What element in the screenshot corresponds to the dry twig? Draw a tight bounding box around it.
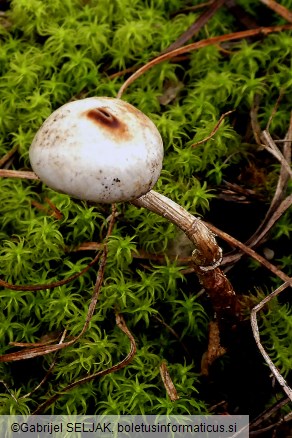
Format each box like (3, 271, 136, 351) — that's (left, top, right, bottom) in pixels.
(153, 315, 191, 358)
(162, 0, 227, 53)
(0, 145, 18, 167)
(0, 169, 39, 179)
(250, 281, 292, 401)
(259, 0, 292, 23)
(250, 94, 262, 145)
(159, 361, 180, 401)
(201, 321, 227, 375)
(205, 221, 292, 285)
(191, 110, 234, 147)
(260, 130, 292, 179)
(250, 396, 291, 432)
(20, 330, 67, 400)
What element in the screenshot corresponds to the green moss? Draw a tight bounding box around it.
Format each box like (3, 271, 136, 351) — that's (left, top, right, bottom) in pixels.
(0, 0, 291, 417)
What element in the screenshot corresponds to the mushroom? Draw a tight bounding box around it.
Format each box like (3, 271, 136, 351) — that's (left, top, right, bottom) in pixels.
(29, 97, 222, 269)
(29, 97, 163, 203)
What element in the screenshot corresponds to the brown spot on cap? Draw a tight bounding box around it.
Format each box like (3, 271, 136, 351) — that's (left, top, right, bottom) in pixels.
(87, 107, 117, 126)
(83, 107, 132, 141)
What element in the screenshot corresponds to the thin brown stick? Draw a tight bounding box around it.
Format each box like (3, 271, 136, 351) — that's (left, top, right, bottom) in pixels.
(201, 321, 227, 375)
(0, 169, 39, 179)
(225, 0, 259, 29)
(71, 242, 194, 265)
(20, 330, 67, 399)
(267, 113, 292, 213)
(159, 361, 180, 401)
(251, 281, 292, 401)
(117, 25, 292, 98)
(261, 130, 292, 179)
(162, 0, 227, 54)
(266, 89, 285, 132)
(246, 194, 292, 248)
(107, 65, 138, 80)
(10, 336, 61, 348)
(32, 313, 136, 414)
(0, 145, 18, 167)
(31, 199, 63, 220)
(250, 94, 262, 145)
(177, 1, 214, 14)
(0, 380, 18, 403)
(250, 421, 287, 437)
(250, 396, 290, 430)
(0, 250, 101, 291)
(259, 0, 292, 23)
(191, 110, 234, 147)
(205, 221, 292, 285)
(153, 315, 190, 357)
(45, 197, 63, 220)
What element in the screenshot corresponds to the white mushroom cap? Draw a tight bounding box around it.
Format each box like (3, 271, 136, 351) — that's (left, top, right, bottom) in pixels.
(29, 97, 163, 203)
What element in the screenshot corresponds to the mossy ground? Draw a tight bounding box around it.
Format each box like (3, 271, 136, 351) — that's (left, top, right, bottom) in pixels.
(0, 0, 291, 424)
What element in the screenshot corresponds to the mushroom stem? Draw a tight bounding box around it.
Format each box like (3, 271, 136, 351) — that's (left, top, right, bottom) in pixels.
(132, 190, 222, 269)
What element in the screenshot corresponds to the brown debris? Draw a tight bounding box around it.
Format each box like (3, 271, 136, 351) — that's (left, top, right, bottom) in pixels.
(191, 110, 234, 148)
(201, 321, 227, 376)
(159, 361, 180, 401)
